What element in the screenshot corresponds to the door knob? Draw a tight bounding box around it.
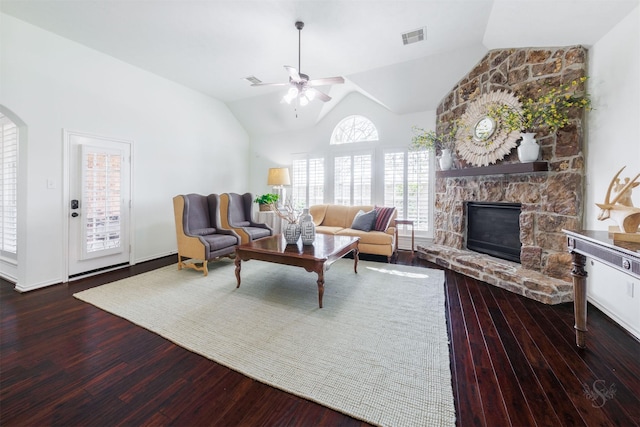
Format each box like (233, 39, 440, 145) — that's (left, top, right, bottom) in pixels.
(71, 212, 79, 218)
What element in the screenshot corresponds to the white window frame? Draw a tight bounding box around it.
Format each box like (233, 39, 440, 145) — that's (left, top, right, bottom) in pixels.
(333, 150, 374, 206)
(292, 156, 325, 208)
(0, 113, 18, 261)
(290, 116, 434, 238)
(330, 115, 379, 145)
(382, 148, 432, 234)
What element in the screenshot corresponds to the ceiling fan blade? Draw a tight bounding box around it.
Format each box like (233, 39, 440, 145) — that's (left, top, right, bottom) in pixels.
(250, 82, 289, 87)
(307, 76, 345, 87)
(309, 88, 332, 102)
(285, 65, 302, 83)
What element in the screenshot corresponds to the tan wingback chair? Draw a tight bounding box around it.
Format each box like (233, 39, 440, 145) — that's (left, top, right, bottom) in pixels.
(173, 194, 239, 276)
(219, 192, 273, 244)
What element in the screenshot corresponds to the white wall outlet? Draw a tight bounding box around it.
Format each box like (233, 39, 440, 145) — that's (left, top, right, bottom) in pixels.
(627, 281, 635, 298)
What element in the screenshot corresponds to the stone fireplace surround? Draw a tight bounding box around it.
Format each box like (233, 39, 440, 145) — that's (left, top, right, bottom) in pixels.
(416, 46, 588, 305)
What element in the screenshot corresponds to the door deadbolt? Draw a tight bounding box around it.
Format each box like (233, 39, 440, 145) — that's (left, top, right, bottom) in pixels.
(71, 199, 79, 209)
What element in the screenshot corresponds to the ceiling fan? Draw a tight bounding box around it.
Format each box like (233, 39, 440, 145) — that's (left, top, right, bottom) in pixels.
(250, 21, 344, 105)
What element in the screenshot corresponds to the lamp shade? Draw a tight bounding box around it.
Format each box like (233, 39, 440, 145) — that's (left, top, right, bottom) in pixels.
(267, 167, 291, 186)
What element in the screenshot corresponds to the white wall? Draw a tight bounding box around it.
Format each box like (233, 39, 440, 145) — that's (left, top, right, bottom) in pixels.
(249, 91, 435, 205)
(586, 5, 640, 338)
(0, 14, 250, 291)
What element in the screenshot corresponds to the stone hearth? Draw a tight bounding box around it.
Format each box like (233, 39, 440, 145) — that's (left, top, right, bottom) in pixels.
(425, 45, 588, 304)
(416, 244, 573, 304)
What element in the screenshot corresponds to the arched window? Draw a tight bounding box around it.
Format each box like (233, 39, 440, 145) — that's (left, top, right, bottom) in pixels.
(330, 115, 379, 145)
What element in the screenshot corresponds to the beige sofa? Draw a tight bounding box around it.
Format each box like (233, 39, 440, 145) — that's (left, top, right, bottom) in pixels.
(309, 204, 397, 261)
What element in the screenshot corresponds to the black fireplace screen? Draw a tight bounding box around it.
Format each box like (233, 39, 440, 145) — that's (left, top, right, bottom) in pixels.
(466, 201, 522, 263)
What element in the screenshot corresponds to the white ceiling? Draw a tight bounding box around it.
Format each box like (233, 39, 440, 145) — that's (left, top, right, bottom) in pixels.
(2, 0, 638, 135)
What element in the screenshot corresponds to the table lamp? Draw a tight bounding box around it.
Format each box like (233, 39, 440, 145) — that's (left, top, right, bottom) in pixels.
(267, 167, 291, 207)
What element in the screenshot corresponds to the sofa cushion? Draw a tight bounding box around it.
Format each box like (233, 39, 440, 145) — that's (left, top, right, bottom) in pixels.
(183, 193, 211, 232)
(201, 233, 238, 250)
(191, 227, 217, 236)
(233, 221, 251, 227)
(322, 205, 353, 228)
(350, 209, 377, 231)
(309, 205, 328, 226)
(244, 226, 271, 240)
(374, 206, 396, 231)
(316, 225, 343, 235)
(337, 228, 393, 245)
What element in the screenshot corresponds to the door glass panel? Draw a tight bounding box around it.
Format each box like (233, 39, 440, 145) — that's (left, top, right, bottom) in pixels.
(81, 145, 122, 258)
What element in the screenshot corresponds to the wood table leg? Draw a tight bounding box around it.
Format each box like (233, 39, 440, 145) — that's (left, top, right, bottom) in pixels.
(317, 269, 325, 309)
(570, 252, 588, 348)
(353, 248, 359, 274)
(235, 256, 242, 288)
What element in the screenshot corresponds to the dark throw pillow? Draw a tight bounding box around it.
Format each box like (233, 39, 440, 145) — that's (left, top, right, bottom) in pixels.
(350, 209, 377, 232)
(374, 206, 396, 231)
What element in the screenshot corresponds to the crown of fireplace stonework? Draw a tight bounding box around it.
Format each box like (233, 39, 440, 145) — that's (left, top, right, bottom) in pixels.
(417, 244, 574, 305)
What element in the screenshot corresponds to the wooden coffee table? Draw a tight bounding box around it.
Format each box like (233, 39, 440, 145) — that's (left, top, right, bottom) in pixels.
(234, 234, 359, 308)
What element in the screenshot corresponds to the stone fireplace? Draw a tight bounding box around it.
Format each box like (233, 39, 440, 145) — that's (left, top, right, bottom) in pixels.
(417, 46, 587, 305)
(466, 201, 521, 263)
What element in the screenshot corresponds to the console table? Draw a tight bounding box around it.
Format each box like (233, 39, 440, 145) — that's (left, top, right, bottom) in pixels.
(563, 229, 640, 348)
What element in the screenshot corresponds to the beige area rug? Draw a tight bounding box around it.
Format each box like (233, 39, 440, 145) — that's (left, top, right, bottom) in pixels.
(74, 258, 455, 426)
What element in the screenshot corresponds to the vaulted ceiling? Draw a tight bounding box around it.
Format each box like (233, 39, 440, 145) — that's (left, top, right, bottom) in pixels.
(2, 0, 638, 135)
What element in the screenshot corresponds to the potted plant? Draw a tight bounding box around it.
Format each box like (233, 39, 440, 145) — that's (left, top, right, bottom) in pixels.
(489, 77, 591, 162)
(254, 193, 279, 211)
(410, 120, 459, 170)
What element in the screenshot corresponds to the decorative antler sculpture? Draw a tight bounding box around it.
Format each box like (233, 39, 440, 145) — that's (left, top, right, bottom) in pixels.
(596, 166, 640, 233)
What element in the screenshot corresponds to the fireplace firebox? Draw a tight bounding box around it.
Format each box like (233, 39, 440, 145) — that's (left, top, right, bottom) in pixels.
(466, 201, 522, 263)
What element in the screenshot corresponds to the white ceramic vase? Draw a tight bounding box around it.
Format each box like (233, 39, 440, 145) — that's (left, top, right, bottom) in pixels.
(283, 222, 301, 244)
(439, 148, 454, 170)
(518, 132, 540, 163)
(299, 208, 316, 245)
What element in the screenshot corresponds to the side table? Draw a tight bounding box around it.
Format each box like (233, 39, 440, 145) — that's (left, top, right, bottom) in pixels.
(255, 210, 286, 235)
(395, 219, 415, 253)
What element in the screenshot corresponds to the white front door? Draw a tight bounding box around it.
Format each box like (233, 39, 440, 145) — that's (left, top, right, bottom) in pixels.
(66, 131, 131, 278)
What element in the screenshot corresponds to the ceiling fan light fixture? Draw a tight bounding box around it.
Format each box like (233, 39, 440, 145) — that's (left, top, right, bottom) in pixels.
(282, 93, 295, 104)
(253, 21, 344, 109)
(283, 86, 299, 103)
(305, 88, 316, 101)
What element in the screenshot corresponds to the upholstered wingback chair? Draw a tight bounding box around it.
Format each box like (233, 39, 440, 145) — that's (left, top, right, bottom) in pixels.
(219, 192, 272, 244)
(173, 194, 239, 276)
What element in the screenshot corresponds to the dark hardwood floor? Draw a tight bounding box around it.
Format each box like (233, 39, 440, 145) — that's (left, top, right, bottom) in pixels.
(1, 252, 639, 426)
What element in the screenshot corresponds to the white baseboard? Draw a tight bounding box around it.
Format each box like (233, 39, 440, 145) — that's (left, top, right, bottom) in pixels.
(14, 277, 64, 293)
(135, 251, 177, 264)
(588, 297, 640, 341)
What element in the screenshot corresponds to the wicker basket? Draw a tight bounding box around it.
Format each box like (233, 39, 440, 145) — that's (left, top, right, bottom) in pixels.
(258, 204, 272, 212)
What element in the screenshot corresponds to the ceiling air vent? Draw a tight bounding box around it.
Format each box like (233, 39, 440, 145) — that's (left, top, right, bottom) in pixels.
(244, 76, 262, 84)
(401, 27, 426, 46)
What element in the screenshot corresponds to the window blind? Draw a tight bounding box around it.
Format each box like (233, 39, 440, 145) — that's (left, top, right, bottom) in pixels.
(0, 114, 18, 258)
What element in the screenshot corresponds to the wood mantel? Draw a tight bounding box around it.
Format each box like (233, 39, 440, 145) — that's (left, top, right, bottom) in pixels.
(436, 161, 548, 178)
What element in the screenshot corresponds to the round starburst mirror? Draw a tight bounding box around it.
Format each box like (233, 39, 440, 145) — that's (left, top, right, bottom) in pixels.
(456, 91, 522, 167)
(473, 117, 496, 141)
